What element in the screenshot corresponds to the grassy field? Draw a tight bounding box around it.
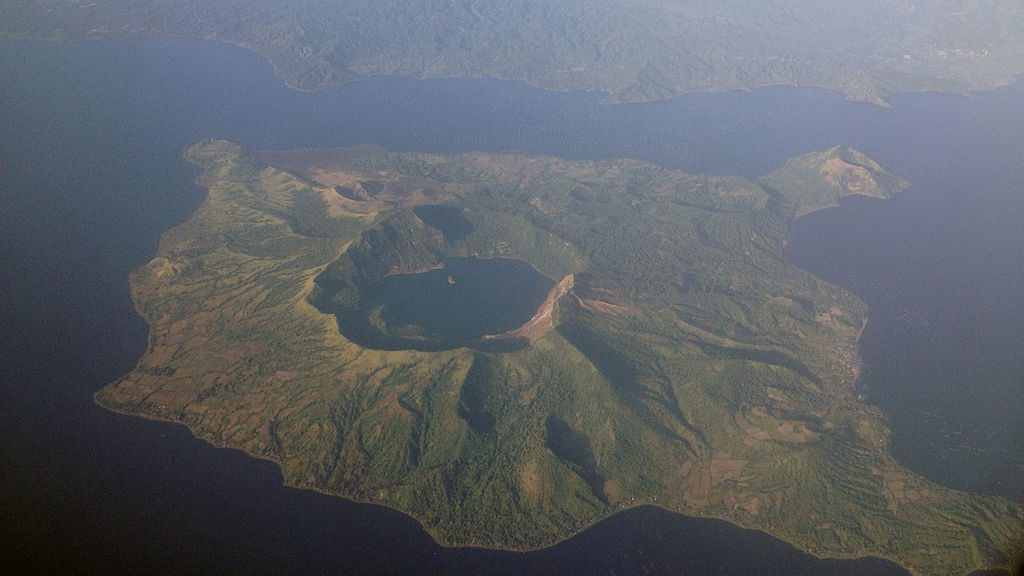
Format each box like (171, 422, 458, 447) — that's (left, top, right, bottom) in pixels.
(96, 139, 1022, 575)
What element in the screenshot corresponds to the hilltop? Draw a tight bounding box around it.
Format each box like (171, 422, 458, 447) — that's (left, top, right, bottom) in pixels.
(95, 139, 1022, 575)
(762, 146, 913, 217)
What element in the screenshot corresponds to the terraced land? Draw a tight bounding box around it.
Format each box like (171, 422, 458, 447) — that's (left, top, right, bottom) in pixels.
(97, 139, 1023, 575)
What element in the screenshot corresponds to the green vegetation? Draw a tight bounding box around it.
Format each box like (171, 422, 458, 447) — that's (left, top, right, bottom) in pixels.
(97, 139, 1023, 575)
(6, 1, 1024, 104)
(763, 146, 912, 217)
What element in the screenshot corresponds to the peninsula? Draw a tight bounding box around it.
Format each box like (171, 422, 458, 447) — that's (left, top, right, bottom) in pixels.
(6, 1, 1024, 105)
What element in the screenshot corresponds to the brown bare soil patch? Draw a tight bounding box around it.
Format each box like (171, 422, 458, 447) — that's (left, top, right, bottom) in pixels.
(736, 406, 821, 446)
(603, 479, 624, 504)
(520, 458, 543, 500)
(710, 453, 747, 486)
(310, 168, 368, 188)
(577, 297, 632, 316)
(820, 157, 882, 198)
(384, 390, 412, 419)
(879, 467, 942, 514)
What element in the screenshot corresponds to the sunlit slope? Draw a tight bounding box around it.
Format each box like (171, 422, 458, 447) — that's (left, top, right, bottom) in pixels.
(763, 146, 913, 217)
(7, 0, 1024, 104)
(96, 139, 1023, 575)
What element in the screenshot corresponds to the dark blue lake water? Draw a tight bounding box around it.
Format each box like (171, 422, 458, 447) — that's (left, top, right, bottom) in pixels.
(336, 257, 555, 351)
(1, 37, 1021, 574)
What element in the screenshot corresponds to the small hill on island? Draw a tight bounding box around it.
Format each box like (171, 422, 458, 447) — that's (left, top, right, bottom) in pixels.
(762, 146, 912, 218)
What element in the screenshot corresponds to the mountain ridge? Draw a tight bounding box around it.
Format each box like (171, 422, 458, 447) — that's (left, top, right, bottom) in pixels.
(5, 1, 1024, 104)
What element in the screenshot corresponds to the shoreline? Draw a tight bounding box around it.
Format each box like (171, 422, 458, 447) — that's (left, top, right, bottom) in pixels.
(91, 390, 915, 572)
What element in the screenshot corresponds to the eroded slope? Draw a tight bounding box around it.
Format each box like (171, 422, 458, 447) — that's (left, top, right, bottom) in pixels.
(97, 139, 1023, 575)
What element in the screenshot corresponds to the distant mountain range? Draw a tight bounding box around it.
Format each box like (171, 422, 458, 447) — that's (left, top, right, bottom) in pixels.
(4, 0, 1024, 104)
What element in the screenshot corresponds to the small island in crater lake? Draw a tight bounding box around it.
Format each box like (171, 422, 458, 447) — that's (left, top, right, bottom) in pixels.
(97, 138, 1022, 575)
